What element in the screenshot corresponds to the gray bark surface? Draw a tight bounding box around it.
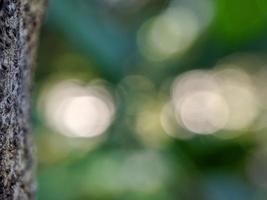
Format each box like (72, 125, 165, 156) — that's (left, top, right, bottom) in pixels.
(0, 0, 46, 199)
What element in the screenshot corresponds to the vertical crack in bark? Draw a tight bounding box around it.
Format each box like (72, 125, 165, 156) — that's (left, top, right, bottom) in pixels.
(0, 0, 46, 199)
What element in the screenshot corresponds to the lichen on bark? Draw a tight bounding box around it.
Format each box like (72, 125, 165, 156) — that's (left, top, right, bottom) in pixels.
(0, 0, 46, 199)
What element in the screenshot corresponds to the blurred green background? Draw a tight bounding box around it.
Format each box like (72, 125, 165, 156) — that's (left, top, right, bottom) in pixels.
(35, 0, 267, 199)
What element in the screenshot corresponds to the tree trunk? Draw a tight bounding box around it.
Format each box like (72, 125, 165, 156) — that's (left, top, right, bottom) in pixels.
(0, 0, 46, 199)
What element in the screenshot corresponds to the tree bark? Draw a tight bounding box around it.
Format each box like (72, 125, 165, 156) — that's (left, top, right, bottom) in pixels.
(0, 0, 46, 199)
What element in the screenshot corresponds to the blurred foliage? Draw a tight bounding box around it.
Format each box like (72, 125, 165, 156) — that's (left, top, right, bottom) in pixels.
(35, 0, 267, 199)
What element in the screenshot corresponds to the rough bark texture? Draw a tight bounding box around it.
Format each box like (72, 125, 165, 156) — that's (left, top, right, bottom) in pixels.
(0, 0, 46, 199)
